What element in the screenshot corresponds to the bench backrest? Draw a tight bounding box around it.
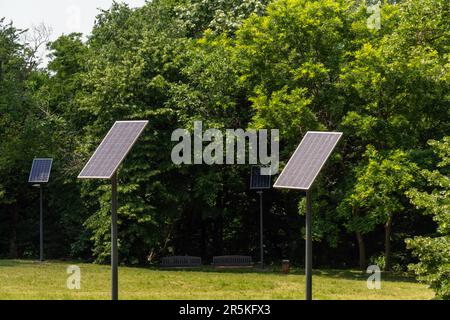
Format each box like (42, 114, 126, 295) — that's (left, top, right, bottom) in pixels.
(161, 256, 202, 267)
(213, 255, 253, 266)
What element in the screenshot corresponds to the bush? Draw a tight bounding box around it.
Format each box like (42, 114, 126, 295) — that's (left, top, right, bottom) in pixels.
(406, 236, 450, 299)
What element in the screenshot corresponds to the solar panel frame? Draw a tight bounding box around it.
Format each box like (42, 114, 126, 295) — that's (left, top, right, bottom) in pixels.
(250, 166, 272, 190)
(29, 158, 53, 183)
(274, 132, 343, 191)
(78, 121, 149, 179)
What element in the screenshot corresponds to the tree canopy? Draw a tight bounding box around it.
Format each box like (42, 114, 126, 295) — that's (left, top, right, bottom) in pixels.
(0, 0, 449, 299)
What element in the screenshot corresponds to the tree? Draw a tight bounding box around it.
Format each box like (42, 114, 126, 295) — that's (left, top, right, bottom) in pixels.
(234, 0, 391, 260)
(0, 19, 61, 258)
(1, 0, 448, 272)
(338, 0, 449, 269)
(72, 0, 268, 263)
(174, 0, 270, 36)
(0, 19, 33, 258)
(339, 147, 418, 270)
(22, 23, 52, 71)
(406, 137, 450, 299)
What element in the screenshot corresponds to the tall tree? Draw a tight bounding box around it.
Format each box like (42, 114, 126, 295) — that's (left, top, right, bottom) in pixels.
(338, 147, 418, 270)
(406, 137, 450, 299)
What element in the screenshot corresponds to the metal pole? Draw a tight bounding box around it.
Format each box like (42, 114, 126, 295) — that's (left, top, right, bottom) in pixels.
(111, 172, 118, 301)
(258, 191, 264, 269)
(39, 185, 43, 262)
(305, 191, 312, 300)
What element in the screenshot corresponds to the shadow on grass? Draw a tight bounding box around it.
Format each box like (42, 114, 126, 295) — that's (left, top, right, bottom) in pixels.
(151, 265, 418, 283)
(0, 260, 35, 267)
(312, 269, 418, 283)
(0, 259, 89, 268)
(0, 259, 418, 284)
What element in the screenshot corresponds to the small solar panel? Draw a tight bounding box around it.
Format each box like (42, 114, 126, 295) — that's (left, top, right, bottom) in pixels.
(29, 158, 53, 183)
(78, 121, 148, 179)
(274, 132, 343, 191)
(250, 166, 271, 190)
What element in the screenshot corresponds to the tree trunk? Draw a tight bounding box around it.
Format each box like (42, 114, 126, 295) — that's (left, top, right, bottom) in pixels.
(352, 207, 366, 270)
(384, 212, 393, 271)
(356, 231, 366, 270)
(213, 215, 224, 256)
(9, 203, 19, 259)
(200, 220, 207, 259)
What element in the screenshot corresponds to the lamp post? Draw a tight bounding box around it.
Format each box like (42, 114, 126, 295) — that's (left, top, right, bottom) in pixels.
(250, 166, 271, 270)
(29, 158, 53, 262)
(32, 183, 44, 262)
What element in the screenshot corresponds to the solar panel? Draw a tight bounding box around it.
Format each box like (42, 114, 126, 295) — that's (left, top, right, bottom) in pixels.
(274, 132, 343, 190)
(29, 158, 53, 183)
(250, 166, 271, 190)
(78, 121, 149, 179)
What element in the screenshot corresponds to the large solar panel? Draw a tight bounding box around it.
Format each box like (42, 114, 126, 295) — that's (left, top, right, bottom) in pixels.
(29, 158, 53, 183)
(78, 121, 148, 179)
(274, 132, 343, 190)
(250, 166, 271, 190)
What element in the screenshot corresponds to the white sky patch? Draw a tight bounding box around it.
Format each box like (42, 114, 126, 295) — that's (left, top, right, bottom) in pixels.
(0, 0, 147, 66)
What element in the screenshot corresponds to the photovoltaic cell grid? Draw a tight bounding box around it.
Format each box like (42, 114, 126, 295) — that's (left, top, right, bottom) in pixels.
(274, 132, 343, 191)
(78, 121, 148, 179)
(250, 166, 271, 190)
(29, 158, 53, 183)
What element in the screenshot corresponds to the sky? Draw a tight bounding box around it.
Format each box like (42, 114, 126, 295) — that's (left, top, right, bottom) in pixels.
(1, 0, 147, 66)
(0, 0, 147, 38)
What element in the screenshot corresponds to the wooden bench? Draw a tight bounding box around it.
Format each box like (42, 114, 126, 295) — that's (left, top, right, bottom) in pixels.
(212, 256, 254, 268)
(161, 256, 202, 269)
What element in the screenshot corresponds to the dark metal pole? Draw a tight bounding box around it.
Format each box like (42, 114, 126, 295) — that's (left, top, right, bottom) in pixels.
(258, 191, 264, 269)
(306, 191, 312, 300)
(39, 185, 43, 262)
(111, 172, 118, 301)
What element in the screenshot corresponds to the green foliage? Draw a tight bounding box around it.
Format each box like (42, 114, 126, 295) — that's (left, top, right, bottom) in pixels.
(406, 236, 450, 299)
(175, 0, 270, 36)
(250, 87, 321, 143)
(340, 0, 450, 151)
(69, 0, 268, 264)
(1, 0, 449, 277)
(0, 18, 86, 259)
(340, 147, 418, 234)
(406, 137, 450, 299)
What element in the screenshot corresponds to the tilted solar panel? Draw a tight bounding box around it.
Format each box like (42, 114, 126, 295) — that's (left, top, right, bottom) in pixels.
(274, 132, 343, 191)
(29, 158, 53, 183)
(250, 166, 272, 190)
(78, 121, 149, 179)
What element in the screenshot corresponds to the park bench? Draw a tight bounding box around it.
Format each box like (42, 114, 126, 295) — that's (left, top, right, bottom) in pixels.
(212, 256, 254, 268)
(161, 256, 202, 269)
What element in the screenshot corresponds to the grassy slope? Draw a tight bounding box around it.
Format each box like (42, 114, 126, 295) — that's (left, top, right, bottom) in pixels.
(0, 260, 433, 300)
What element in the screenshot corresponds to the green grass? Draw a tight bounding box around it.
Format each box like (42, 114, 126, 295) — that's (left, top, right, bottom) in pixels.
(0, 260, 433, 300)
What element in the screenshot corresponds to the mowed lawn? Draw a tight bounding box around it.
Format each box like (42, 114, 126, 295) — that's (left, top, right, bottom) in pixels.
(0, 260, 433, 300)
